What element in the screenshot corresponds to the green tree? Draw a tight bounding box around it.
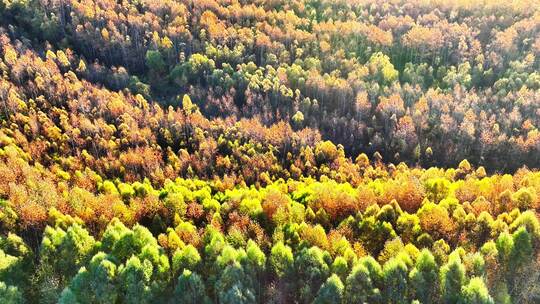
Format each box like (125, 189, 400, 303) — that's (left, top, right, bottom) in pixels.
(367, 52, 399, 85)
(410, 249, 439, 304)
(495, 231, 513, 271)
(295, 246, 330, 304)
(440, 253, 466, 304)
(508, 227, 534, 298)
(331, 256, 349, 281)
(118, 256, 160, 304)
(459, 277, 494, 304)
(173, 270, 211, 304)
(313, 274, 344, 304)
(37, 224, 96, 303)
(344, 263, 382, 303)
(270, 242, 293, 278)
(59, 252, 118, 304)
(382, 257, 409, 304)
(424, 178, 451, 203)
(100, 221, 158, 262)
(0, 233, 33, 289)
(39, 224, 96, 285)
(145, 50, 166, 74)
(172, 244, 201, 275)
(216, 263, 256, 304)
(244, 240, 266, 302)
(0, 282, 22, 304)
(358, 216, 398, 255)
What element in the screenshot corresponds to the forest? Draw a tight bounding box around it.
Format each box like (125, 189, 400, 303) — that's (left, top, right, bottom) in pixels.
(0, 0, 539, 303)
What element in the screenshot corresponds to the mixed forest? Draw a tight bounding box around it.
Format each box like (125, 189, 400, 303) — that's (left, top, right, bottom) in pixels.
(0, 0, 540, 303)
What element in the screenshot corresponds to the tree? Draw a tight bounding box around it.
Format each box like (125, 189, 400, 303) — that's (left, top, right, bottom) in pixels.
(39, 224, 96, 286)
(295, 246, 330, 304)
(292, 111, 304, 128)
(366, 52, 399, 85)
(508, 227, 534, 298)
(410, 249, 439, 304)
(344, 263, 382, 303)
(358, 215, 398, 255)
(0, 233, 33, 291)
(313, 274, 344, 304)
(118, 256, 161, 304)
(424, 178, 451, 203)
(145, 50, 166, 75)
(440, 253, 466, 304)
(331, 256, 349, 281)
(315, 141, 340, 165)
(459, 277, 494, 304)
(511, 188, 536, 210)
(172, 245, 201, 275)
(216, 263, 256, 304)
(269, 242, 293, 278)
(173, 270, 211, 304)
(417, 202, 455, 242)
(244, 240, 266, 302)
(0, 282, 22, 304)
(100, 221, 158, 262)
(382, 257, 409, 304)
(59, 253, 119, 304)
(495, 231, 513, 271)
(37, 224, 96, 302)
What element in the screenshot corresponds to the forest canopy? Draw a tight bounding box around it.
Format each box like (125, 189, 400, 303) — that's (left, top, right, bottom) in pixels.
(0, 0, 539, 303)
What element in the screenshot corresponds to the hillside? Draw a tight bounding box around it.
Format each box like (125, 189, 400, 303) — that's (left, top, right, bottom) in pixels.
(0, 0, 539, 303)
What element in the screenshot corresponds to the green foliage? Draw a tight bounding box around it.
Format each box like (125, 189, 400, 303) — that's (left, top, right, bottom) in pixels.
(459, 277, 494, 304)
(118, 256, 162, 304)
(410, 249, 439, 304)
(0, 282, 22, 304)
(39, 224, 96, 283)
(0, 233, 32, 288)
(509, 227, 533, 270)
(424, 178, 451, 203)
(313, 274, 344, 304)
(382, 257, 409, 304)
(59, 253, 119, 304)
(2, 2, 540, 303)
(295, 246, 330, 303)
(101, 221, 160, 262)
(270, 242, 294, 278)
(331, 256, 349, 281)
(344, 262, 382, 304)
(0, 250, 22, 288)
(358, 215, 397, 254)
(174, 270, 211, 304)
(172, 245, 201, 274)
(216, 263, 256, 304)
(145, 50, 166, 74)
(440, 253, 466, 304)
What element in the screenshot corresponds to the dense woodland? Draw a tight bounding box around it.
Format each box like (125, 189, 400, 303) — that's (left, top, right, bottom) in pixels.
(0, 0, 539, 303)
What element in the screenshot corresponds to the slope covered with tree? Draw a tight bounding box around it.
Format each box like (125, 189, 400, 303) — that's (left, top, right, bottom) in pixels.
(3, 0, 540, 170)
(0, 0, 539, 303)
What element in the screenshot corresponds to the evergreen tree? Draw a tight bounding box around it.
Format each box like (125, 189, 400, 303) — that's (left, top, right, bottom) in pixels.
(59, 253, 118, 304)
(382, 257, 409, 304)
(295, 246, 330, 304)
(173, 270, 211, 304)
(440, 253, 466, 304)
(410, 249, 439, 304)
(343, 257, 383, 304)
(313, 274, 344, 304)
(459, 277, 494, 304)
